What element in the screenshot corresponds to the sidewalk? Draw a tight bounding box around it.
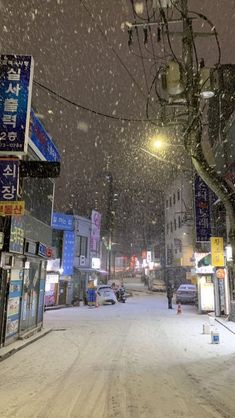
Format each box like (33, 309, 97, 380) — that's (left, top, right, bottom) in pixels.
(0, 327, 52, 362)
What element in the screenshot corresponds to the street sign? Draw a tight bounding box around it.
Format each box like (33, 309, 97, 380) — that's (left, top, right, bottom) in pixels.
(0, 55, 34, 155)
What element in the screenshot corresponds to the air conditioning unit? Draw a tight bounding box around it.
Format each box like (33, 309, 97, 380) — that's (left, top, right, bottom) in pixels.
(80, 255, 86, 266)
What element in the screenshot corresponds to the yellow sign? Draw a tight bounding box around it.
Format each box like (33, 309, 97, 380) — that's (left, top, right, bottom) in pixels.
(211, 237, 224, 267)
(0, 201, 25, 217)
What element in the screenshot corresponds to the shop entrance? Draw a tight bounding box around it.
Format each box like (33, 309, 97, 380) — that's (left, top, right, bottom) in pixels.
(58, 281, 67, 305)
(20, 261, 40, 333)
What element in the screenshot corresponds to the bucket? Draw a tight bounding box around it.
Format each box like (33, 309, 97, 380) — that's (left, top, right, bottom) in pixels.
(211, 329, 220, 344)
(203, 323, 211, 334)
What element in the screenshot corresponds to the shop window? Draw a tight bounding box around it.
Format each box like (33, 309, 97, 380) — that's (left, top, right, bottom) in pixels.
(76, 236, 88, 257)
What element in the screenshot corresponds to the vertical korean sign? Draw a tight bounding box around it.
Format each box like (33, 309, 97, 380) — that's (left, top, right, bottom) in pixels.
(194, 174, 211, 242)
(0, 158, 25, 216)
(62, 231, 75, 276)
(211, 237, 225, 267)
(0, 55, 34, 154)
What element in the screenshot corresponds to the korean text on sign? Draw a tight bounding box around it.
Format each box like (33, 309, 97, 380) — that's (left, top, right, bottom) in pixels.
(211, 237, 225, 267)
(0, 201, 25, 217)
(0, 55, 34, 154)
(0, 159, 19, 201)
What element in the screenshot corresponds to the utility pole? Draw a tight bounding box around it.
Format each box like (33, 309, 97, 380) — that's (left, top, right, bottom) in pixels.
(105, 173, 114, 283)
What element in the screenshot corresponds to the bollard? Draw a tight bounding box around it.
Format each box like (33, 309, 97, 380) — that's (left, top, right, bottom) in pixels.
(203, 323, 211, 334)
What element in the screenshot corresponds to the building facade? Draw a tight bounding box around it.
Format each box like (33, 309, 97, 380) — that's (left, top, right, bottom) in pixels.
(164, 173, 194, 288)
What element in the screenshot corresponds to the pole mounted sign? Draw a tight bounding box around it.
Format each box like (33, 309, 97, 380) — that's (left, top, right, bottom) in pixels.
(0, 54, 34, 155)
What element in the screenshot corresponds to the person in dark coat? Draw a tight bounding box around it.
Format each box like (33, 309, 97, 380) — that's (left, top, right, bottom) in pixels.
(167, 283, 174, 309)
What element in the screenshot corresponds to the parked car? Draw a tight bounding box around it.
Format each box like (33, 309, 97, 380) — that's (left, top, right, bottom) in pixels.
(96, 285, 117, 305)
(148, 278, 166, 292)
(175, 284, 197, 304)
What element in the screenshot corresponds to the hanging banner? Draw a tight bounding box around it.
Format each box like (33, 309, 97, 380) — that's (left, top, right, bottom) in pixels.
(0, 54, 34, 155)
(211, 237, 225, 267)
(90, 210, 101, 254)
(194, 174, 211, 242)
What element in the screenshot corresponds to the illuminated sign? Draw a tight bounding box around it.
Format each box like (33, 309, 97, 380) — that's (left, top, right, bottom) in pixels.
(9, 216, 24, 254)
(0, 200, 24, 216)
(92, 257, 101, 269)
(0, 55, 34, 155)
(37, 242, 53, 258)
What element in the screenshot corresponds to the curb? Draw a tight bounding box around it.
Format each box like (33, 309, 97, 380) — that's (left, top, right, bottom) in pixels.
(45, 304, 73, 311)
(0, 328, 52, 362)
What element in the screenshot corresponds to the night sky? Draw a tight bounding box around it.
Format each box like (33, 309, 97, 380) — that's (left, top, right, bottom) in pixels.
(0, 0, 235, 244)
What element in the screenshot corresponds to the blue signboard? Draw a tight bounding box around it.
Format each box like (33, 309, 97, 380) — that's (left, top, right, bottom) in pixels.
(62, 230, 75, 275)
(29, 110, 60, 162)
(0, 55, 34, 154)
(52, 213, 74, 231)
(194, 174, 211, 242)
(0, 159, 19, 201)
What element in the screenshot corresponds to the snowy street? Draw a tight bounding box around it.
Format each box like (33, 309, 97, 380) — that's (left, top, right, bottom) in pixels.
(0, 290, 235, 418)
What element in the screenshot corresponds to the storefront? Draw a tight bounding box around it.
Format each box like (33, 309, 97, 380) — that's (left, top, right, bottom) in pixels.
(0, 223, 52, 347)
(0, 252, 47, 346)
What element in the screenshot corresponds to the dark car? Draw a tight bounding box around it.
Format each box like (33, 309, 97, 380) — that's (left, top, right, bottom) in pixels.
(175, 284, 197, 304)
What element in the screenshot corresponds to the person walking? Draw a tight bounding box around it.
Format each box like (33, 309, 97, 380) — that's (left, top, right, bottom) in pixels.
(166, 283, 174, 309)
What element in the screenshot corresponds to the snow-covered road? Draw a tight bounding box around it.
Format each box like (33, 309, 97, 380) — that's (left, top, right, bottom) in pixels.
(0, 292, 235, 418)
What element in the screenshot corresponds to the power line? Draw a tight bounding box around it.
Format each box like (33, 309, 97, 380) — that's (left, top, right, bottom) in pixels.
(79, 0, 150, 106)
(33, 79, 154, 123)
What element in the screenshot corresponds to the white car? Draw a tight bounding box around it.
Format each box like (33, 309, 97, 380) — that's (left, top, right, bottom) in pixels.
(96, 285, 117, 305)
